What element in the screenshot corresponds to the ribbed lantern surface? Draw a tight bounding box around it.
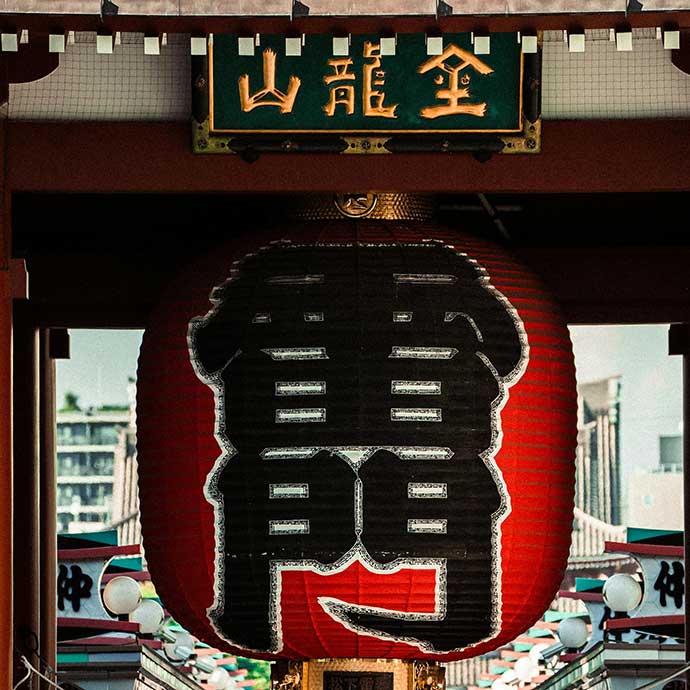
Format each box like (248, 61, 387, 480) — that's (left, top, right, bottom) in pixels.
(137, 216, 577, 661)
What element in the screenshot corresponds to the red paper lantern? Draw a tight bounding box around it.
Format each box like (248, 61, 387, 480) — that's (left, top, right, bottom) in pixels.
(137, 215, 577, 662)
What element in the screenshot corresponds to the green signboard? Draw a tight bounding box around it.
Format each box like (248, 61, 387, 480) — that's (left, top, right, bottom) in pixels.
(209, 33, 523, 134)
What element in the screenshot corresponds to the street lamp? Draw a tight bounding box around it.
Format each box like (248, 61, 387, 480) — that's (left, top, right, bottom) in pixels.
(129, 598, 165, 634)
(557, 617, 589, 650)
(602, 573, 643, 613)
(102, 576, 142, 615)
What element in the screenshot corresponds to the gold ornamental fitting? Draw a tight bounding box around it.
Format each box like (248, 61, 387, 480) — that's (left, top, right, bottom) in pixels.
(270, 659, 446, 690)
(285, 193, 435, 221)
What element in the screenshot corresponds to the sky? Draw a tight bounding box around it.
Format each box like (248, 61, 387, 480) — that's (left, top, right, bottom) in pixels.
(569, 325, 682, 479)
(56, 329, 144, 411)
(57, 324, 683, 520)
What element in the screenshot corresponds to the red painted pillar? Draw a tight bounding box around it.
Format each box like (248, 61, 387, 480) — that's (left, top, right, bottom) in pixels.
(0, 118, 13, 690)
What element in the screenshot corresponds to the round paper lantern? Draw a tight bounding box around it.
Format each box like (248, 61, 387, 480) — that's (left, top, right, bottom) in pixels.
(137, 200, 577, 661)
(102, 576, 142, 615)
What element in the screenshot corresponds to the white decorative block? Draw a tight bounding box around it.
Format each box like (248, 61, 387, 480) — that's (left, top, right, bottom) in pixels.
(663, 30, 680, 50)
(426, 35, 444, 55)
(96, 34, 113, 54)
(332, 35, 349, 56)
(568, 33, 585, 53)
(285, 36, 302, 56)
(379, 36, 396, 56)
(1, 33, 18, 52)
(19, 29, 28, 44)
(616, 31, 633, 52)
(474, 35, 491, 55)
(144, 36, 160, 55)
(238, 36, 255, 56)
(521, 34, 538, 54)
(48, 33, 66, 53)
(190, 36, 207, 55)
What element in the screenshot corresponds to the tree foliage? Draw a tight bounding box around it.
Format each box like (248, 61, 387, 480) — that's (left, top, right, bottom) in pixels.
(237, 656, 271, 690)
(62, 391, 81, 412)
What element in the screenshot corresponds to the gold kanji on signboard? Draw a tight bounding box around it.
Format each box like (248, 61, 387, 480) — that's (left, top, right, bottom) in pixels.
(322, 43, 398, 118)
(362, 41, 398, 118)
(238, 48, 301, 113)
(323, 58, 356, 116)
(418, 45, 494, 119)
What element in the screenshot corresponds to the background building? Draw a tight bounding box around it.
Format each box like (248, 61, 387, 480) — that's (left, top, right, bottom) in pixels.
(57, 402, 131, 533)
(627, 433, 683, 530)
(575, 377, 622, 526)
(111, 424, 141, 546)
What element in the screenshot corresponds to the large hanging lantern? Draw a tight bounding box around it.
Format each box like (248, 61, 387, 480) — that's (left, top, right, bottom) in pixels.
(137, 194, 577, 662)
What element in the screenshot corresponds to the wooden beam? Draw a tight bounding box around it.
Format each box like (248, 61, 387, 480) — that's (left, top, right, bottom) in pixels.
(6, 120, 690, 194)
(2, 11, 690, 34)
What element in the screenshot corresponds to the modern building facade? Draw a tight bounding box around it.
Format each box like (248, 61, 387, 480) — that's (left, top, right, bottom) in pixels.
(57, 406, 131, 533)
(627, 434, 683, 530)
(111, 424, 142, 547)
(575, 377, 622, 526)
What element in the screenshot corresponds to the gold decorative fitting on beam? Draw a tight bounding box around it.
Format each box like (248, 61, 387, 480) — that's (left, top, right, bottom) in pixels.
(285, 193, 435, 221)
(501, 118, 541, 154)
(342, 137, 393, 154)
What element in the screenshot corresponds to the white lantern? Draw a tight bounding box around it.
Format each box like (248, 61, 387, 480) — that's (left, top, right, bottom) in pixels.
(557, 617, 588, 650)
(491, 670, 518, 690)
(528, 642, 549, 665)
(209, 668, 231, 690)
(196, 656, 218, 674)
(129, 599, 165, 634)
(501, 671, 518, 685)
(102, 576, 142, 615)
(602, 573, 643, 613)
(514, 656, 538, 682)
(163, 631, 195, 661)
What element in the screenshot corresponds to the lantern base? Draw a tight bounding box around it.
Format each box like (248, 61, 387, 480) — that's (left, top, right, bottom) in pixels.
(270, 659, 445, 690)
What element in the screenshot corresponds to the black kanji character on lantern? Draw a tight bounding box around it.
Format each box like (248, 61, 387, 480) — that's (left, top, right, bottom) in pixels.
(57, 564, 93, 613)
(654, 560, 684, 609)
(190, 242, 526, 653)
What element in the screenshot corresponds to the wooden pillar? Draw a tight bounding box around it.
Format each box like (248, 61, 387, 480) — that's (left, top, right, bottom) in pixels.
(39, 329, 57, 689)
(0, 118, 13, 690)
(12, 304, 40, 689)
(668, 323, 690, 672)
